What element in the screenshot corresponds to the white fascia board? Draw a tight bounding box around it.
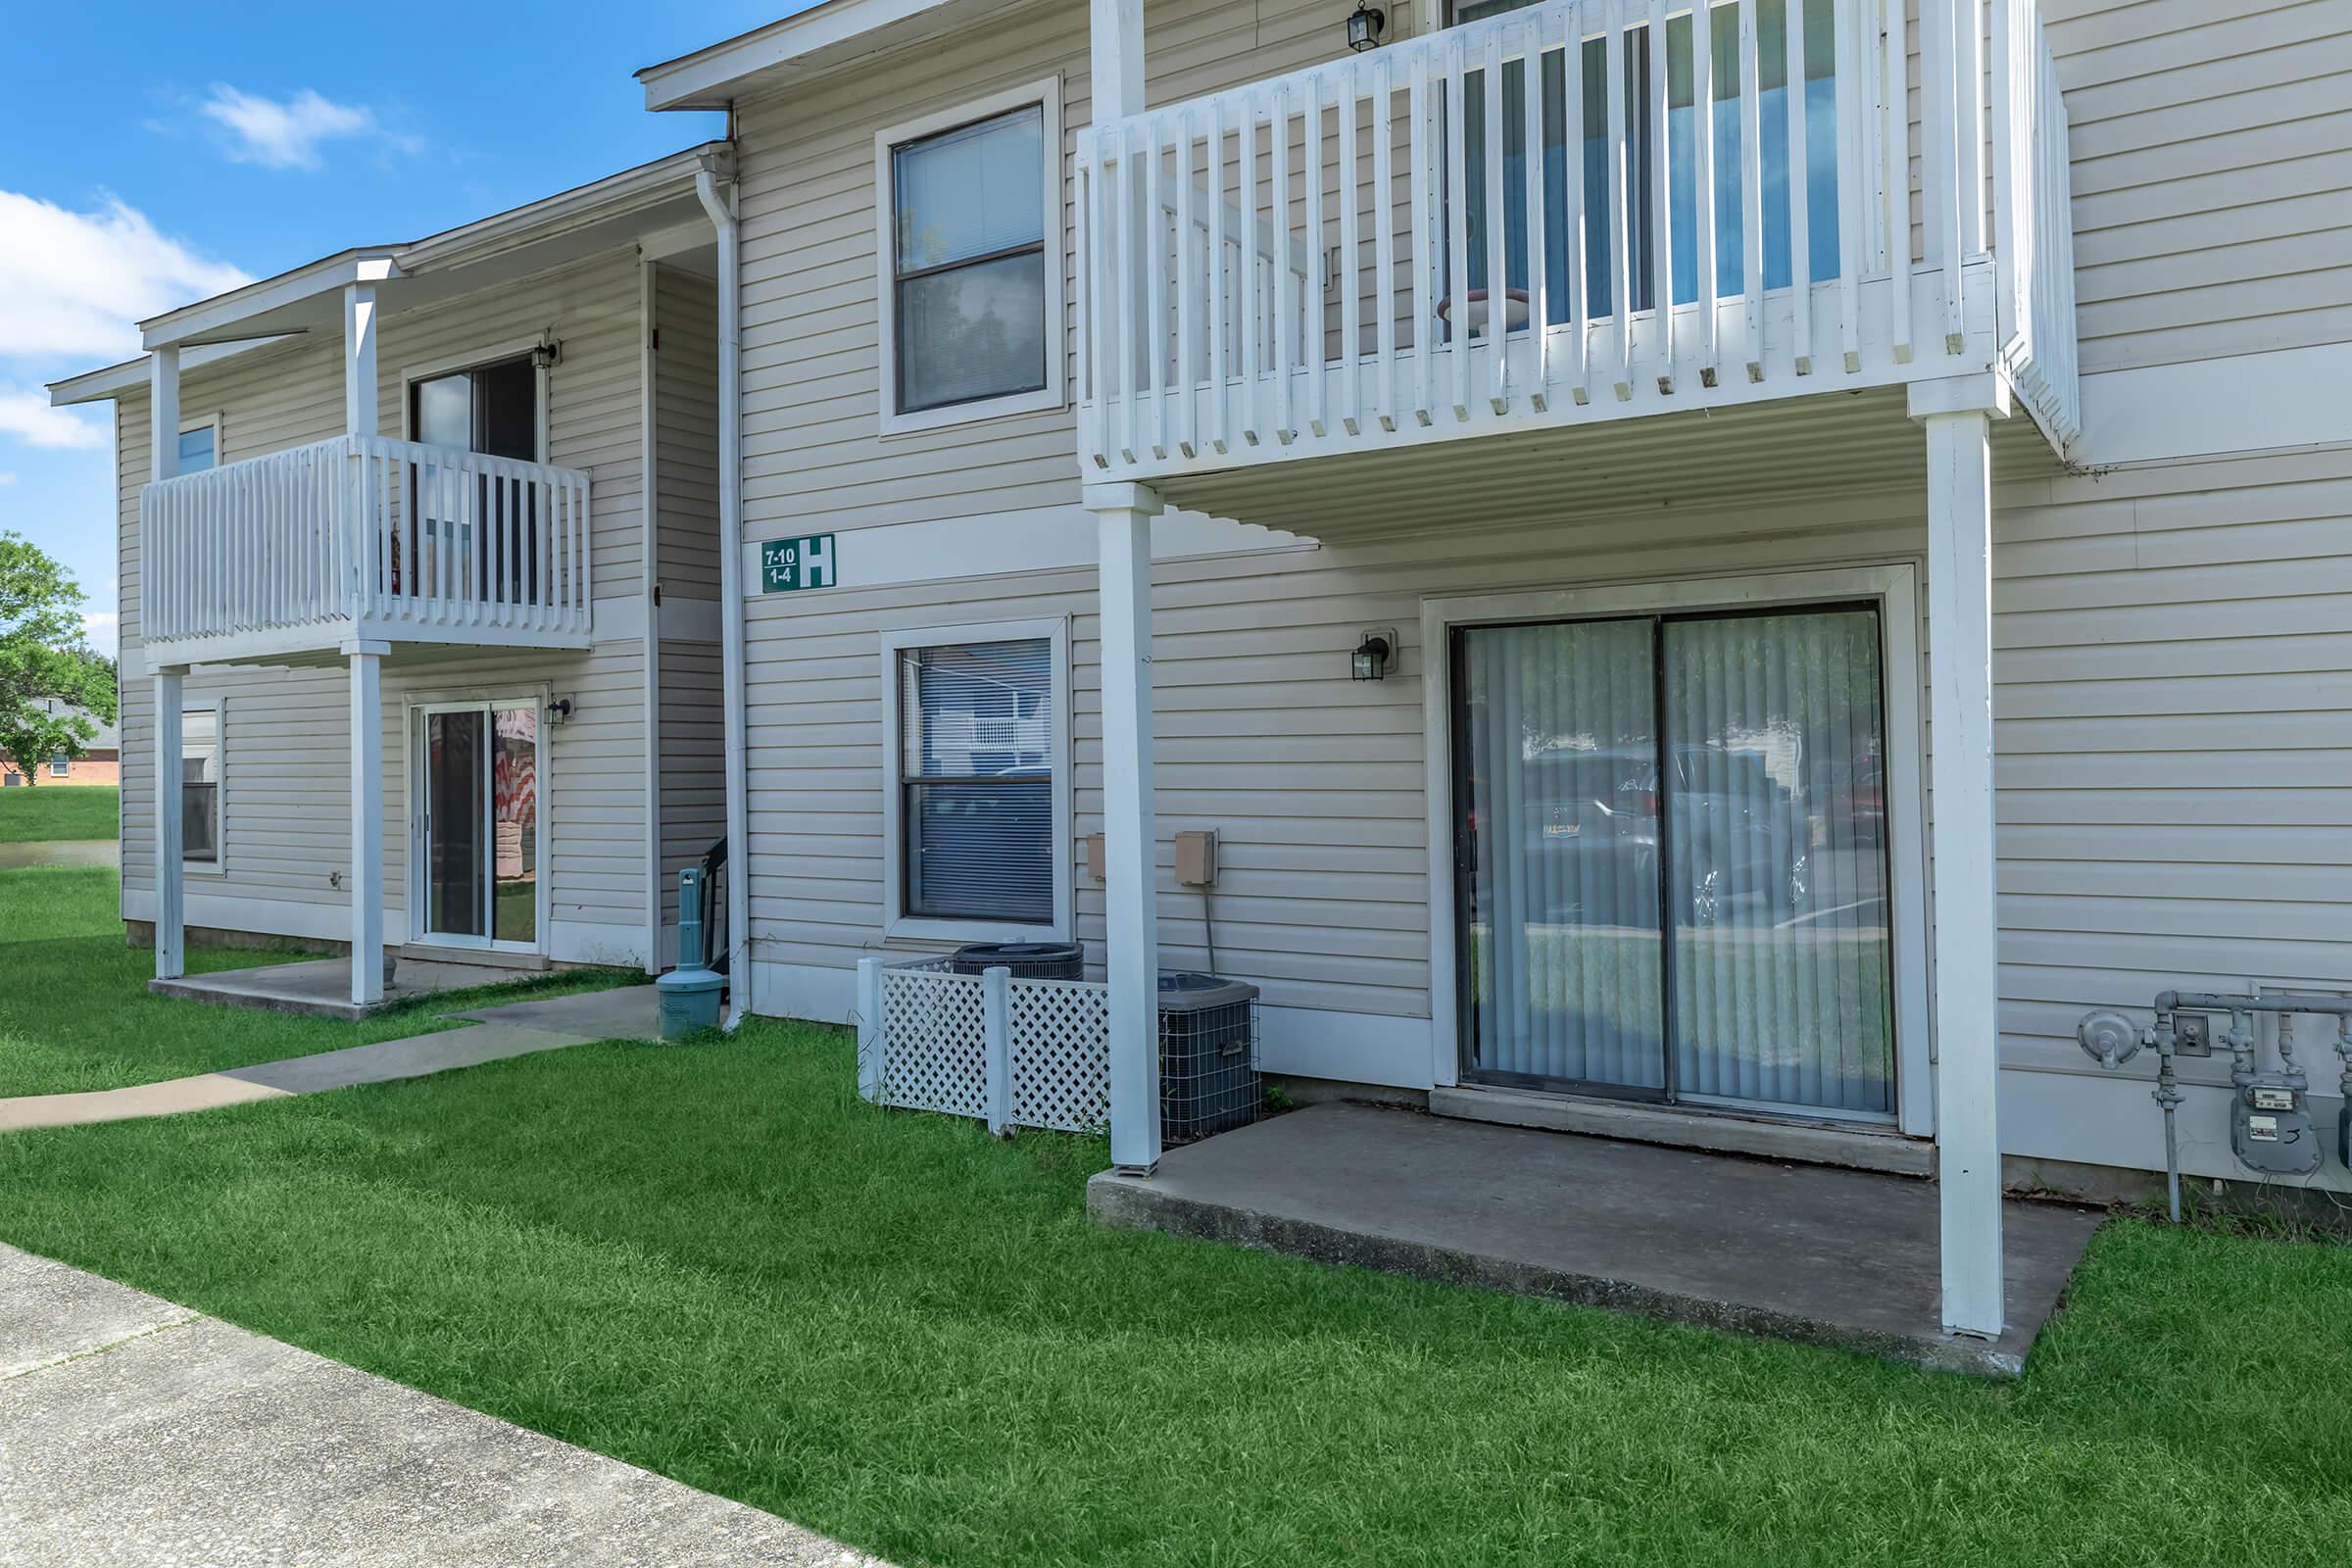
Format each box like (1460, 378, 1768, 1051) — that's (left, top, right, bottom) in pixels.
(399, 145, 730, 273)
(140, 251, 402, 351)
(637, 0, 957, 110)
(48, 338, 294, 407)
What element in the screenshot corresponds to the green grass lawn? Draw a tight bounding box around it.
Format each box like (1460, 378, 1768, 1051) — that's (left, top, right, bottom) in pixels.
(0, 783, 118, 842)
(0, 865, 642, 1097)
(2, 871, 2349, 1565)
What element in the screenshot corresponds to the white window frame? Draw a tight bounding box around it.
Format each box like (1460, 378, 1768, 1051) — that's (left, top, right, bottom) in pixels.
(181, 697, 226, 877)
(49, 753, 71, 777)
(1420, 564, 1934, 1138)
(872, 76, 1066, 438)
(177, 414, 223, 473)
(880, 616, 1072, 944)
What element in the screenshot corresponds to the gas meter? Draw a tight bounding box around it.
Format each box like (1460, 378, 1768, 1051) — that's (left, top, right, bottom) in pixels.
(2232, 1073, 2322, 1177)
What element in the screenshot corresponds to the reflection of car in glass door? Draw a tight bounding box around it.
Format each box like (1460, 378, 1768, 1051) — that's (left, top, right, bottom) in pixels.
(1513, 746, 1807, 930)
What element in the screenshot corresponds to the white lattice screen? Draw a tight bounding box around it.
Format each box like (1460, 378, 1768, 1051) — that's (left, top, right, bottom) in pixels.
(863, 959, 1110, 1136)
(875, 961, 989, 1120)
(1008, 979, 1112, 1133)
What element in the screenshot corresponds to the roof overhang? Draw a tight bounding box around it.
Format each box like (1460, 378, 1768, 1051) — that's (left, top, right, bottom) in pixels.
(51, 143, 732, 407)
(637, 0, 1037, 112)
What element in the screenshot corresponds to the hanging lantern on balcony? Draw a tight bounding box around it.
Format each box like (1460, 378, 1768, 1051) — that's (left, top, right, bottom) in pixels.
(1345, 3, 1386, 52)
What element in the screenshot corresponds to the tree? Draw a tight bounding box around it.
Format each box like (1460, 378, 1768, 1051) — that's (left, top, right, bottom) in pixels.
(0, 532, 117, 785)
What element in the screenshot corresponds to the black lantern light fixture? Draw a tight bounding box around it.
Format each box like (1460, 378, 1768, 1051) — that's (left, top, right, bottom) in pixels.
(1350, 632, 1394, 682)
(1345, 2, 1386, 52)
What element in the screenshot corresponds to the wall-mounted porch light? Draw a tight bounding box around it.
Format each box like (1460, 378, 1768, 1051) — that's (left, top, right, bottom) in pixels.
(1350, 632, 1394, 682)
(1346, 3, 1386, 52)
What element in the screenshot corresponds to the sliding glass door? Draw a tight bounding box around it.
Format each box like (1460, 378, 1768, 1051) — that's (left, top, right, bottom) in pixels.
(416, 702, 541, 950)
(1453, 605, 1894, 1120)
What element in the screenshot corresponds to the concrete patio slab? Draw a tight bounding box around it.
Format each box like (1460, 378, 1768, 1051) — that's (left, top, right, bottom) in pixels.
(1088, 1102, 2106, 1377)
(0, 1245, 884, 1567)
(150, 956, 519, 1021)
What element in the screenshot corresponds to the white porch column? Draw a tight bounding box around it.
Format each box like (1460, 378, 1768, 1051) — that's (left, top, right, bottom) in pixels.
(149, 345, 181, 482)
(1092, 481, 1164, 1174)
(343, 280, 379, 438)
(152, 668, 186, 981)
(348, 644, 387, 1007)
(1912, 376, 2008, 1340)
(1089, 0, 1144, 122)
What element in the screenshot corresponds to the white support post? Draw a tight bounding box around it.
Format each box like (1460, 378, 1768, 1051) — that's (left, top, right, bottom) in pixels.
(152, 669, 185, 981)
(149, 346, 181, 483)
(1091, 480, 1164, 1175)
(857, 956, 884, 1102)
(343, 281, 379, 439)
(1914, 380, 2006, 1340)
(983, 965, 1013, 1138)
(348, 645, 386, 1007)
(1090, 0, 1144, 123)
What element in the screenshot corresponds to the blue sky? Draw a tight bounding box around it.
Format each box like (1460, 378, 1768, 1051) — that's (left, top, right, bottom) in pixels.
(0, 1, 806, 653)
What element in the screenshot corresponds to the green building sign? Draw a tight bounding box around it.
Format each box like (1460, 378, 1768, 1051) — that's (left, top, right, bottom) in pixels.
(760, 533, 837, 593)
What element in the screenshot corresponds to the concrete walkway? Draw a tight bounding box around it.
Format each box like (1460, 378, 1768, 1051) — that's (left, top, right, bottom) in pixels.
(0, 1244, 882, 1567)
(0, 988, 661, 1135)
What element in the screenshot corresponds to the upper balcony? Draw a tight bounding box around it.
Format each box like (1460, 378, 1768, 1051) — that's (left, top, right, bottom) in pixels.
(141, 435, 593, 666)
(1074, 0, 2078, 522)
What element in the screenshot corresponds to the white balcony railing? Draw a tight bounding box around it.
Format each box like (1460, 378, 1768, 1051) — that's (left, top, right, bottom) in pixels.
(1993, 0, 2079, 445)
(1075, 0, 2079, 480)
(141, 434, 592, 653)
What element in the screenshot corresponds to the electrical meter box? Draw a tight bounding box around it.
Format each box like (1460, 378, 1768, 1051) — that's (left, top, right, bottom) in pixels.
(2232, 1074, 2323, 1176)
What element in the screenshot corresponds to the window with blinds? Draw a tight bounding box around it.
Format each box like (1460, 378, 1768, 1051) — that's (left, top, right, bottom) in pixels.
(897, 638, 1055, 924)
(890, 104, 1049, 415)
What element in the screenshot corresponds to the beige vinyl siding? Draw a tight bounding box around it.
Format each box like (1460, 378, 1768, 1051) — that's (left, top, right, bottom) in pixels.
(2048, 0, 2352, 371)
(116, 248, 653, 956)
(654, 265, 724, 597)
(731, 0, 1347, 541)
(651, 264, 726, 941)
(741, 490, 1939, 1021)
(1989, 444, 2352, 1073)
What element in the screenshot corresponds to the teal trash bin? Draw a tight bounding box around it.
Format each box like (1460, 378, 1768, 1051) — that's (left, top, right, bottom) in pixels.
(657, 866, 724, 1039)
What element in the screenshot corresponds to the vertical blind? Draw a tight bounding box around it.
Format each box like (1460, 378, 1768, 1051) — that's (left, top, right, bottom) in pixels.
(893, 105, 1049, 413)
(900, 638, 1054, 924)
(1460, 617, 1665, 1089)
(1665, 610, 1892, 1116)
(1459, 607, 1894, 1118)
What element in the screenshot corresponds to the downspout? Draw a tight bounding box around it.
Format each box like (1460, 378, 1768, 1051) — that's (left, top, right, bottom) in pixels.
(695, 155, 752, 1030)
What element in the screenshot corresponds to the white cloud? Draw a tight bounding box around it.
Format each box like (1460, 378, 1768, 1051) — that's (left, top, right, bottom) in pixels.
(0, 191, 250, 363)
(200, 85, 385, 171)
(81, 609, 120, 656)
(0, 471, 17, 487)
(0, 386, 107, 450)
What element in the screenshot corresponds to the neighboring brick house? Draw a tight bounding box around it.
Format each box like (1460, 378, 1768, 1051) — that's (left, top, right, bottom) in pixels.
(1, 700, 120, 787)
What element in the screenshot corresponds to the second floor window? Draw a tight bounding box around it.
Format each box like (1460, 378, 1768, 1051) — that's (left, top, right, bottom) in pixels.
(881, 85, 1061, 429)
(176, 422, 218, 473)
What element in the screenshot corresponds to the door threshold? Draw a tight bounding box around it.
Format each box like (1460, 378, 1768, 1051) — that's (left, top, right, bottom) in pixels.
(396, 944, 551, 973)
(1429, 1084, 1933, 1178)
